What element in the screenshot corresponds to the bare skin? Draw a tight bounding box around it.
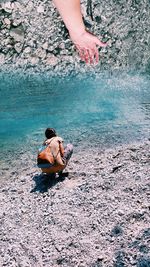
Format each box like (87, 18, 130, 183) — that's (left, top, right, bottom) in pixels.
(53, 0, 107, 64)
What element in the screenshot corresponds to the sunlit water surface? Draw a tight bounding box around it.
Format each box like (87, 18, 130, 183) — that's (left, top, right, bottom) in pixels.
(0, 72, 150, 169)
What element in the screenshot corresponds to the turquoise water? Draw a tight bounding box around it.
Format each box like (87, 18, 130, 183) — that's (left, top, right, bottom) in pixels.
(0, 72, 150, 166)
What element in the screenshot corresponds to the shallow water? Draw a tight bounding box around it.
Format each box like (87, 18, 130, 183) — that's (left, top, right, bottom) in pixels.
(0, 72, 150, 167)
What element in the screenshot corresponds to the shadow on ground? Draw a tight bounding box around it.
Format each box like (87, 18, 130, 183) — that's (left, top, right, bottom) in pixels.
(30, 172, 68, 193)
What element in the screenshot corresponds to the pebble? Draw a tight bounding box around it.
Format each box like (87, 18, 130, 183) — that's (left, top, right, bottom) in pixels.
(37, 5, 44, 13)
(45, 54, 58, 66)
(10, 25, 24, 42)
(4, 18, 11, 25)
(14, 42, 23, 53)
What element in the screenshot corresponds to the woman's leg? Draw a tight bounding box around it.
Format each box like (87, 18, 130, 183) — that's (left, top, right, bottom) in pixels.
(63, 144, 73, 163)
(41, 144, 73, 174)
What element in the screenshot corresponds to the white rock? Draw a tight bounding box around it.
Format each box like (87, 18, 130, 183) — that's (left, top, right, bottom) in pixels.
(4, 18, 11, 25)
(42, 42, 48, 50)
(10, 26, 24, 42)
(12, 19, 22, 27)
(59, 43, 65, 50)
(14, 43, 23, 53)
(45, 55, 58, 66)
(13, 2, 24, 12)
(24, 47, 31, 54)
(26, 2, 33, 12)
(2, 2, 12, 13)
(30, 56, 40, 65)
(35, 48, 46, 59)
(37, 5, 44, 13)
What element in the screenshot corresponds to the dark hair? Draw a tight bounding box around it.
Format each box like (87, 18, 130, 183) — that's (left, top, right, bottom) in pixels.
(45, 128, 56, 139)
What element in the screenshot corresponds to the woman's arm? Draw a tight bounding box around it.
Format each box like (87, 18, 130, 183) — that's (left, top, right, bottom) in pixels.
(53, 0, 85, 36)
(52, 0, 107, 64)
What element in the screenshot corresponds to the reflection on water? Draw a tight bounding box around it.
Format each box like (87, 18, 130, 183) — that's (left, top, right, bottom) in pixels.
(0, 72, 150, 164)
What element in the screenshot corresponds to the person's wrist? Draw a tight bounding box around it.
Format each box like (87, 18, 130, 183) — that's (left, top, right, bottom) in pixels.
(69, 27, 86, 38)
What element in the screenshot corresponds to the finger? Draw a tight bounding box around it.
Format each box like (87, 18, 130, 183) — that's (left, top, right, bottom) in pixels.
(83, 49, 89, 64)
(77, 47, 89, 63)
(76, 45, 85, 61)
(94, 38, 107, 47)
(94, 48, 99, 64)
(88, 46, 99, 64)
(87, 49, 95, 64)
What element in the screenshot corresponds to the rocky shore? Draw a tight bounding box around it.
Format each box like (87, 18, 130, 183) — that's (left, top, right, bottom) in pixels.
(0, 0, 150, 75)
(0, 140, 150, 267)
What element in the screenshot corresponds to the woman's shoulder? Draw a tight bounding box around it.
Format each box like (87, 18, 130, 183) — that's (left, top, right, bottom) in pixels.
(54, 136, 64, 143)
(44, 136, 63, 146)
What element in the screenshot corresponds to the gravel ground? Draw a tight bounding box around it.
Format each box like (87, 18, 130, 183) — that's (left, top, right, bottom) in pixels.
(0, 141, 150, 267)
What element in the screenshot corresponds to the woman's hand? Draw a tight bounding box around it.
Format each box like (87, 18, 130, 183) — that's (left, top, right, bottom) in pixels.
(70, 30, 107, 64)
(53, 0, 107, 64)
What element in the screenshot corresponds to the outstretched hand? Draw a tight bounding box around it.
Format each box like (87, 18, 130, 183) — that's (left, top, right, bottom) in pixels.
(70, 30, 107, 64)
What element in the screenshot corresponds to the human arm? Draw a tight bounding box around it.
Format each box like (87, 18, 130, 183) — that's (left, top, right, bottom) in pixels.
(52, 0, 107, 64)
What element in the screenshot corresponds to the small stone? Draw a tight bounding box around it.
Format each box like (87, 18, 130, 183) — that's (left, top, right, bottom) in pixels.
(12, 19, 22, 27)
(98, 256, 104, 261)
(37, 5, 44, 13)
(14, 43, 23, 53)
(13, 2, 24, 12)
(42, 42, 48, 50)
(24, 47, 31, 54)
(118, 210, 124, 216)
(59, 43, 65, 50)
(10, 25, 24, 42)
(35, 48, 46, 59)
(30, 56, 40, 65)
(4, 18, 11, 25)
(2, 2, 12, 13)
(45, 55, 58, 66)
(18, 190, 24, 194)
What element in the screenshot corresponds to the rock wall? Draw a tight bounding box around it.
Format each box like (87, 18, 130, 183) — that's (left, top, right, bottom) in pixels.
(0, 0, 150, 74)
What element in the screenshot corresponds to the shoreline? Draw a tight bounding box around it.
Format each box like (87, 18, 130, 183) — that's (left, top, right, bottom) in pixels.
(0, 62, 149, 79)
(0, 140, 149, 266)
